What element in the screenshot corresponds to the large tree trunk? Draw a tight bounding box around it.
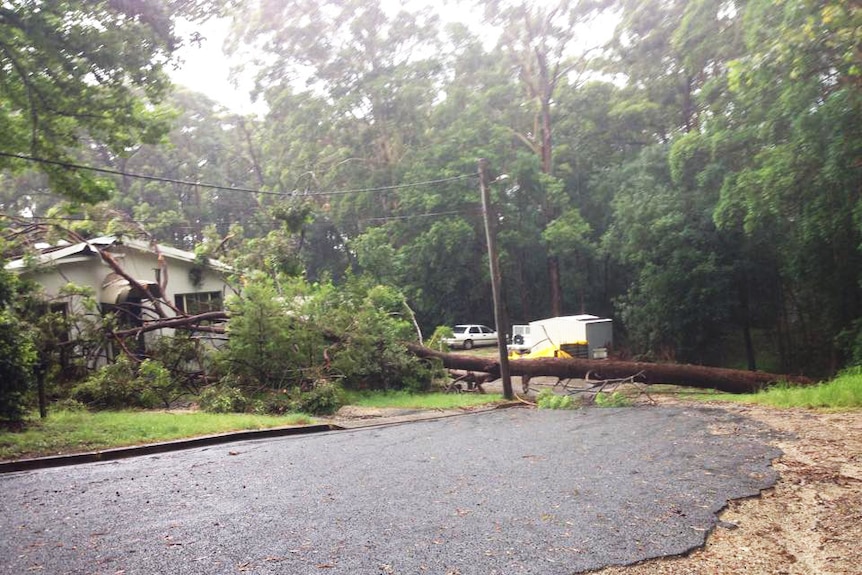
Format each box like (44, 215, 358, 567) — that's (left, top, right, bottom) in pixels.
(407, 344, 813, 394)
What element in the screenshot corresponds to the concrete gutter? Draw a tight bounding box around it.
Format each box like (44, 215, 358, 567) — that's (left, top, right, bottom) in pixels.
(0, 423, 342, 474)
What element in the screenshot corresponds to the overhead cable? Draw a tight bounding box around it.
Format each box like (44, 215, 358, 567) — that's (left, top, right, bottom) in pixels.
(0, 151, 476, 197)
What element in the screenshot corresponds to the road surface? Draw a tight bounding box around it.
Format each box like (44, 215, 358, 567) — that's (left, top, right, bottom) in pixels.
(0, 406, 780, 574)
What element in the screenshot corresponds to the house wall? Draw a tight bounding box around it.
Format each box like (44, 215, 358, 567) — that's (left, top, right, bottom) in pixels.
(105, 247, 232, 307)
(26, 256, 106, 300)
(22, 250, 232, 314)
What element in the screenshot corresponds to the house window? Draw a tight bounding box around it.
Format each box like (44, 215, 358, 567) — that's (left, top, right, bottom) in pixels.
(175, 291, 223, 315)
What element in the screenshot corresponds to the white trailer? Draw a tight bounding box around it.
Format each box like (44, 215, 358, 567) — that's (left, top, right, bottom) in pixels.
(508, 314, 613, 359)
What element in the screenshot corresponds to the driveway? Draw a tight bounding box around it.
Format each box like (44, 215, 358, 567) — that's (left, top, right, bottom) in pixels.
(0, 406, 780, 574)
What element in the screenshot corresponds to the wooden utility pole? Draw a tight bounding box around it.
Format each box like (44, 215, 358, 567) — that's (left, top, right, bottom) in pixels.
(479, 159, 513, 400)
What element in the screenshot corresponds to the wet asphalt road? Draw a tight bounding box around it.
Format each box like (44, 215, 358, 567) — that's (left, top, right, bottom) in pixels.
(0, 406, 781, 574)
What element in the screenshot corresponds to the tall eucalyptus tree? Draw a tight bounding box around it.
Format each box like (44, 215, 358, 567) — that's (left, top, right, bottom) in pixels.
(480, 0, 607, 317)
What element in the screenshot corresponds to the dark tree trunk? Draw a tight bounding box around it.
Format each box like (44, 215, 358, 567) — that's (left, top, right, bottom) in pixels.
(548, 255, 563, 317)
(408, 344, 812, 394)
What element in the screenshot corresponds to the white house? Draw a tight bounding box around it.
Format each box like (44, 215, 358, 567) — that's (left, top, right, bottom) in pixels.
(5, 236, 235, 361)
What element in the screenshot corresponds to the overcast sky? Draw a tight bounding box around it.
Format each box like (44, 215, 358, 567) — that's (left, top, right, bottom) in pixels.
(168, 17, 260, 113)
(167, 3, 615, 115)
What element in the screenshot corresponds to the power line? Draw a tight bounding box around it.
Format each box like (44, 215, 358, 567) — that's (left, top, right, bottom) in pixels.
(359, 209, 479, 223)
(311, 176, 476, 197)
(0, 151, 278, 196)
(2, 207, 482, 228)
(0, 150, 477, 197)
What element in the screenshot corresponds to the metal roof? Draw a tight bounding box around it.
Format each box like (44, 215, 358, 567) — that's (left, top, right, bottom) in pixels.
(4, 236, 233, 273)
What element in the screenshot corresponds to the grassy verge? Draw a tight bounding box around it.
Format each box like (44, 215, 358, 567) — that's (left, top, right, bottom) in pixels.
(0, 410, 312, 461)
(685, 368, 862, 410)
(342, 390, 505, 410)
(0, 391, 506, 462)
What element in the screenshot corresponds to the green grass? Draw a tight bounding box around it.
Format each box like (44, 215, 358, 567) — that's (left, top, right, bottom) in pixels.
(0, 410, 312, 461)
(0, 390, 506, 462)
(686, 368, 862, 410)
(342, 390, 504, 410)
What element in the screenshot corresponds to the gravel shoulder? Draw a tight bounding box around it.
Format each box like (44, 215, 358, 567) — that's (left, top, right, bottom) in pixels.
(588, 398, 862, 575)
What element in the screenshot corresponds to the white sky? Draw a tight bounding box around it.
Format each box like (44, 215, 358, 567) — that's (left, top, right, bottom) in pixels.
(168, 3, 615, 115)
(169, 17, 260, 114)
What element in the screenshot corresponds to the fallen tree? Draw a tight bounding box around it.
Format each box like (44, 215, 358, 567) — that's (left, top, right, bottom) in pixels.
(407, 344, 814, 394)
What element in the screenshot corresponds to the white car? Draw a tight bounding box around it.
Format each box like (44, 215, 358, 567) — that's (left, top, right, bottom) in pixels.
(443, 324, 498, 350)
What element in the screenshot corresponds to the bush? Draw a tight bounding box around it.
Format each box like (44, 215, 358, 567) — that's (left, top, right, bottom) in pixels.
(71, 357, 155, 410)
(199, 380, 344, 416)
(0, 309, 37, 423)
(594, 391, 632, 408)
(213, 274, 437, 395)
(146, 334, 211, 395)
(258, 391, 295, 415)
(198, 384, 250, 414)
(69, 357, 185, 410)
(136, 359, 178, 408)
(293, 381, 343, 415)
(51, 398, 88, 412)
(536, 388, 575, 410)
(214, 275, 323, 390)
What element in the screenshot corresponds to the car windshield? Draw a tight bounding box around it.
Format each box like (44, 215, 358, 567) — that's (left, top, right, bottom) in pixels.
(453, 326, 468, 334)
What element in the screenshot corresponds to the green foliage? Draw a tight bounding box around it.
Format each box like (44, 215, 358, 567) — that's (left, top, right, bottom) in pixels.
(395, 217, 489, 328)
(69, 357, 186, 410)
(0, 1, 227, 201)
(536, 389, 575, 410)
(0, 270, 37, 423)
(214, 274, 433, 398)
(146, 334, 211, 395)
(198, 385, 250, 414)
(594, 391, 633, 408)
(71, 357, 153, 410)
(837, 320, 862, 368)
(199, 381, 343, 416)
(0, 308, 37, 423)
(136, 359, 176, 409)
(291, 382, 343, 415)
(604, 145, 735, 363)
(427, 326, 454, 352)
(216, 274, 321, 389)
(313, 277, 436, 392)
(198, 382, 343, 415)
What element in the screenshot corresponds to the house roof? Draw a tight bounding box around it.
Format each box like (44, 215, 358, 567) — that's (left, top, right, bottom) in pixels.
(4, 236, 233, 274)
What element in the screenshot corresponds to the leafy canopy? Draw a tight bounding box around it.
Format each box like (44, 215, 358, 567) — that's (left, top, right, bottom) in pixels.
(0, 0, 227, 202)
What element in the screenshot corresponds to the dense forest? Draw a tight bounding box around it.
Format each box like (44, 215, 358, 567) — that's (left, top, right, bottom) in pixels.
(1, 0, 860, 417)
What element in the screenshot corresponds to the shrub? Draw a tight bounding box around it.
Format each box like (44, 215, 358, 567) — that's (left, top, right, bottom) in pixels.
(293, 381, 343, 415)
(214, 274, 436, 395)
(198, 384, 250, 414)
(71, 357, 155, 409)
(69, 357, 186, 410)
(214, 275, 322, 390)
(136, 359, 177, 408)
(146, 334, 211, 395)
(536, 389, 575, 410)
(0, 309, 37, 423)
(51, 398, 88, 412)
(258, 391, 295, 415)
(594, 391, 632, 408)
